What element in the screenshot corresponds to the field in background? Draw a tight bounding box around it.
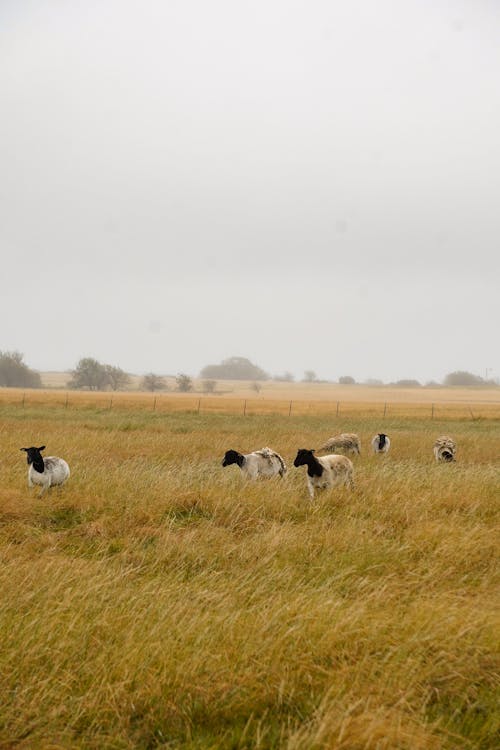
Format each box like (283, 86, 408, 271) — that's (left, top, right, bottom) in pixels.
(2, 383, 500, 421)
(0, 395, 498, 748)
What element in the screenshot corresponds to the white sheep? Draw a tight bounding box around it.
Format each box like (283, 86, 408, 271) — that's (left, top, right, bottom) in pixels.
(371, 433, 391, 454)
(222, 447, 287, 479)
(20, 445, 70, 494)
(318, 432, 361, 455)
(293, 448, 354, 499)
(433, 436, 456, 463)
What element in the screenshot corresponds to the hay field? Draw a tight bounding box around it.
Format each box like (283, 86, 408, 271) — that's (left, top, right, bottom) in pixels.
(0, 390, 498, 749)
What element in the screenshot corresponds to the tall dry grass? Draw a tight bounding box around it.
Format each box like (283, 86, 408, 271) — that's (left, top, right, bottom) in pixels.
(0, 398, 498, 748)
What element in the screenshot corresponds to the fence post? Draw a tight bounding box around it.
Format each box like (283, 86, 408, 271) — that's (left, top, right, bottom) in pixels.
(243, 400, 247, 416)
(65, 392, 69, 408)
(469, 406, 474, 420)
(288, 400, 292, 417)
(336, 401, 340, 417)
(153, 396, 157, 411)
(109, 396, 113, 410)
(197, 398, 201, 414)
(431, 403, 434, 419)
(383, 402, 387, 418)
(22, 392, 25, 408)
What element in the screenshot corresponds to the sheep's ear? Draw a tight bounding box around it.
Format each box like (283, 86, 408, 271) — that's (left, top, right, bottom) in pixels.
(20, 447, 27, 452)
(38, 445, 46, 451)
(311, 449, 315, 453)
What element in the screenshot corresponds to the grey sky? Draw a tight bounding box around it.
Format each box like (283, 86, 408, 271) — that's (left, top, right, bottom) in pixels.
(1, 0, 499, 383)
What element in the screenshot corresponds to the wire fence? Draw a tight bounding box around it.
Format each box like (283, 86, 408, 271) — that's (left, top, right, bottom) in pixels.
(1, 389, 500, 421)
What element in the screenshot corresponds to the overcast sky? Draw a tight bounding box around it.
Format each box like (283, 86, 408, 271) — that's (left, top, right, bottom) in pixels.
(1, 0, 499, 383)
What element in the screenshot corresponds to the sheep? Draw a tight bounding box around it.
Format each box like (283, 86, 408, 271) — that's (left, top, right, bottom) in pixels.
(318, 432, 361, 455)
(293, 448, 354, 500)
(371, 433, 391, 454)
(20, 445, 70, 494)
(222, 447, 287, 480)
(433, 436, 456, 463)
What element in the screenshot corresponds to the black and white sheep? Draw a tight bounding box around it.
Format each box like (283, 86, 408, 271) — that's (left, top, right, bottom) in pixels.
(433, 436, 456, 463)
(20, 445, 70, 494)
(371, 433, 391, 454)
(222, 447, 287, 479)
(293, 448, 354, 499)
(318, 432, 361, 455)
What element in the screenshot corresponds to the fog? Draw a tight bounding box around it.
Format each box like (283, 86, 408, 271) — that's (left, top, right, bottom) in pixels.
(1, 0, 499, 383)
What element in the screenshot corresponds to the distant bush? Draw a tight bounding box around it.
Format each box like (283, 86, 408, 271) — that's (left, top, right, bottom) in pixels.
(443, 371, 486, 386)
(202, 379, 217, 394)
(392, 379, 422, 388)
(338, 376, 356, 385)
(176, 373, 193, 392)
(141, 373, 167, 392)
(200, 357, 268, 381)
(0, 351, 41, 388)
(105, 365, 131, 391)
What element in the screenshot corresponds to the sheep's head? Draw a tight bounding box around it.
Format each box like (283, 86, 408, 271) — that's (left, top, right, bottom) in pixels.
(222, 450, 244, 468)
(293, 449, 315, 467)
(441, 450, 455, 462)
(20, 446, 46, 472)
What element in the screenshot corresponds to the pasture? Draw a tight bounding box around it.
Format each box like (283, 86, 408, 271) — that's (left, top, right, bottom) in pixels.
(0, 387, 498, 749)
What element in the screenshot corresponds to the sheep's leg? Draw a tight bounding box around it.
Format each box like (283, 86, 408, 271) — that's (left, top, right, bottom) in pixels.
(307, 479, 315, 501)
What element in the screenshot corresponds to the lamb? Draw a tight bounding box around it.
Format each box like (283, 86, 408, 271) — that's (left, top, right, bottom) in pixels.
(20, 445, 70, 494)
(293, 448, 354, 499)
(433, 436, 456, 463)
(222, 447, 287, 480)
(318, 432, 361, 455)
(371, 433, 391, 454)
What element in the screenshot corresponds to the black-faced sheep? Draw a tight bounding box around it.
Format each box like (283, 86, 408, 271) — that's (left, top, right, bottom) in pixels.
(318, 432, 361, 455)
(222, 447, 287, 479)
(293, 448, 354, 499)
(433, 436, 456, 463)
(20, 445, 70, 494)
(371, 433, 391, 454)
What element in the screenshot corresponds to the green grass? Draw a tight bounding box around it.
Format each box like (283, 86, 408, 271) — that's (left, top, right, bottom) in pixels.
(0, 405, 498, 748)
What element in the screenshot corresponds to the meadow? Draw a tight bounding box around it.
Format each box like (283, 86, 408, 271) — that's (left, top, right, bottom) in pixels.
(0, 386, 498, 749)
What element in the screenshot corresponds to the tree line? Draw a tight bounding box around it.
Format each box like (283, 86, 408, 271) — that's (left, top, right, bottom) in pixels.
(0, 351, 497, 390)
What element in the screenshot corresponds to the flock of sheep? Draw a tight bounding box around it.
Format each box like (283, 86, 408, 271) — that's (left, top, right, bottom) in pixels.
(222, 433, 456, 499)
(20, 433, 457, 500)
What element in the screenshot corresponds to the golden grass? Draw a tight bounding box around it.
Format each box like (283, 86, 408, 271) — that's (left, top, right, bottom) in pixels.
(2, 384, 500, 420)
(0, 397, 498, 748)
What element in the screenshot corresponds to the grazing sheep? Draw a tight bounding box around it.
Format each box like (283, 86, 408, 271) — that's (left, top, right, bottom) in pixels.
(319, 432, 361, 455)
(222, 447, 287, 480)
(433, 436, 456, 463)
(20, 445, 70, 494)
(293, 448, 354, 499)
(372, 433, 391, 454)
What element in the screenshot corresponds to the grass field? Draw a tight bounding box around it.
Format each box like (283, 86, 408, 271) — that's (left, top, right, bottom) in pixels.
(0, 387, 498, 749)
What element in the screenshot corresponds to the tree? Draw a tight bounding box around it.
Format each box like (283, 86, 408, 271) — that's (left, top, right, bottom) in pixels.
(303, 370, 317, 382)
(0, 351, 42, 388)
(202, 379, 217, 393)
(392, 379, 421, 388)
(200, 356, 268, 381)
(105, 365, 131, 391)
(251, 382, 262, 394)
(176, 373, 193, 392)
(141, 373, 166, 392)
(339, 375, 356, 385)
(68, 358, 110, 390)
(274, 371, 295, 382)
(443, 371, 485, 386)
